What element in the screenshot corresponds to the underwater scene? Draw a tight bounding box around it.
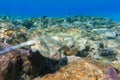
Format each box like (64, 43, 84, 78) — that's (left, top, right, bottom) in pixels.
(0, 0, 120, 80)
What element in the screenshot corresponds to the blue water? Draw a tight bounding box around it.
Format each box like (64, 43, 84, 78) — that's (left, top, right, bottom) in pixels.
(0, 0, 120, 21)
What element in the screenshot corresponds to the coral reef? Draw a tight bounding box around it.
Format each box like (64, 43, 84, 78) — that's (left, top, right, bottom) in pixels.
(0, 15, 120, 80)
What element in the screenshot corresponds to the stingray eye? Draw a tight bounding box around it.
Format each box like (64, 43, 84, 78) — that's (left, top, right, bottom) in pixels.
(1, 38, 5, 43)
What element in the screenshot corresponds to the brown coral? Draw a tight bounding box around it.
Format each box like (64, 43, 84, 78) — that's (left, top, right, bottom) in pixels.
(0, 42, 47, 80)
(35, 58, 109, 80)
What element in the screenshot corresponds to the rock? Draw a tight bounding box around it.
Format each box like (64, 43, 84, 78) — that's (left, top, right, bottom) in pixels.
(0, 22, 15, 30)
(0, 52, 23, 80)
(115, 49, 120, 60)
(91, 28, 117, 39)
(34, 58, 117, 80)
(106, 40, 119, 48)
(74, 38, 87, 51)
(58, 45, 78, 56)
(0, 27, 29, 49)
(97, 40, 119, 60)
(0, 42, 47, 79)
(111, 61, 120, 73)
(104, 66, 120, 80)
(66, 55, 80, 63)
